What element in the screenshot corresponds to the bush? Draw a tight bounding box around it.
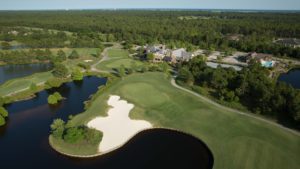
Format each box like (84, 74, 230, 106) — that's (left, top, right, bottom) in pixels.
(53, 92, 63, 101)
(48, 95, 58, 105)
(127, 68, 133, 74)
(140, 65, 148, 73)
(77, 63, 91, 70)
(30, 83, 38, 91)
(64, 127, 85, 143)
(0, 107, 8, 117)
(0, 115, 5, 126)
(192, 86, 209, 96)
(71, 68, 83, 81)
(46, 78, 63, 88)
(0, 97, 4, 106)
(52, 63, 68, 78)
(50, 119, 65, 139)
(69, 50, 79, 59)
(84, 128, 103, 144)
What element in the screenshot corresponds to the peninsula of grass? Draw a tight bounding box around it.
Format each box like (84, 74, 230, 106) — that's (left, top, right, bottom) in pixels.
(0, 72, 53, 97)
(51, 72, 300, 169)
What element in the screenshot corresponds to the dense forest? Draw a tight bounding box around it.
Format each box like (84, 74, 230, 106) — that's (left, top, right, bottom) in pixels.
(0, 10, 299, 58)
(177, 57, 300, 129)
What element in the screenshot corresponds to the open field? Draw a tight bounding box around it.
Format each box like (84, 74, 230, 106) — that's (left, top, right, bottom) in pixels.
(71, 72, 300, 169)
(95, 48, 143, 71)
(0, 72, 52, 96)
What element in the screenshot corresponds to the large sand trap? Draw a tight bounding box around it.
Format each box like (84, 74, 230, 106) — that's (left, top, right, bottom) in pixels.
(87, 95, 152, 153)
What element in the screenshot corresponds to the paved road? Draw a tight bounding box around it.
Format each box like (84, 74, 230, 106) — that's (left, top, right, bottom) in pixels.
(170, 78, 300, 137)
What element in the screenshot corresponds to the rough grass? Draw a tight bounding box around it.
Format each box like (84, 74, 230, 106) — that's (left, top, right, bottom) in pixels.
(71, 72, 300, 169)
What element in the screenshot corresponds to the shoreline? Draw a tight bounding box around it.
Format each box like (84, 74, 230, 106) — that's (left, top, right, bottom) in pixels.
(49, 127, 213, 159)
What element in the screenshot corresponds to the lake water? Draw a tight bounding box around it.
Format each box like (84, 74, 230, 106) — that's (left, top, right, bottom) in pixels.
(278, 69, 300, 89)
(0, 76, 214, 169)
(0, 63, 52, 85)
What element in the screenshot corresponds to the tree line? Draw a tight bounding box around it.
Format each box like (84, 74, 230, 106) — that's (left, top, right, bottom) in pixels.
(177, 57, 300, 129)
(0, 10, 299, 58)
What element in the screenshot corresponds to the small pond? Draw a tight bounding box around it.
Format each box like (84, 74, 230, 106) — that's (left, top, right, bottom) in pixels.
(278, 69, 300, 89)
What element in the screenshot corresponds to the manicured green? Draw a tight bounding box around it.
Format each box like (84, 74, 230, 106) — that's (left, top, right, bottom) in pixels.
(70, 72, 300, 169)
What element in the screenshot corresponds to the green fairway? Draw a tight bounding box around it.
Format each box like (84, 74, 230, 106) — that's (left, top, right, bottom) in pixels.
(96, 58, 143, 71)
(107, 48, 129, 58)
(0, 72, 53, 96)
(95, 48, 143, 71)
(71, 72, 300, 169)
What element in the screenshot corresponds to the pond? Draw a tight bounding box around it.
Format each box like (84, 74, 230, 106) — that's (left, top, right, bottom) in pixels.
(0, 76, 214, 169)
(278, 69, 300, 89)
(0, 63, 52, 85)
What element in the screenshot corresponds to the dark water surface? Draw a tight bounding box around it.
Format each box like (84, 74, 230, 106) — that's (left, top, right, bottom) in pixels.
(0, 76, 213, 169)
(278, 69, 300, 89)
(0, 63, 53, 84)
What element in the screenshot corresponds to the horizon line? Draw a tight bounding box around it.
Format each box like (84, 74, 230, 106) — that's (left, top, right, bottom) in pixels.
(0, 8, 300, 12)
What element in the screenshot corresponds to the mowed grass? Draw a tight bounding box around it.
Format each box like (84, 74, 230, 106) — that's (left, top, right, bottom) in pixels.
(59, 48, 101, 69)
(72, 72, 300, 169)
(96, 48, 143, 71)
(0, 72, 53, 96)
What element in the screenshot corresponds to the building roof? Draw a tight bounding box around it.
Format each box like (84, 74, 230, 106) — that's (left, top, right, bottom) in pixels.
(276, 38, 300, 46)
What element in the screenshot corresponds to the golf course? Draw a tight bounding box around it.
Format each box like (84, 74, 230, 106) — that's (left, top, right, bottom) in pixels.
(95, 48, 144, 71)
(68, 72, 300, 169)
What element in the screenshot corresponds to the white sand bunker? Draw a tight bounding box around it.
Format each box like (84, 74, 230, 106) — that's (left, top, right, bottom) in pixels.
(84, 60, 93, 62)
(87, 95, 152, 153)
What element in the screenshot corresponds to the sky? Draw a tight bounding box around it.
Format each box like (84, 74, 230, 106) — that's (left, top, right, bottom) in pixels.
(0, 0, 300, 10)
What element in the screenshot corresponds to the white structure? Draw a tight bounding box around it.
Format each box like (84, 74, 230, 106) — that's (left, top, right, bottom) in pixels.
(171, 48, 193, 61)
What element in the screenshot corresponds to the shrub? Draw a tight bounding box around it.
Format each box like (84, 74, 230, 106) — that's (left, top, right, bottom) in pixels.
(0, 115, 5, 126)
(50, 119, 65, 139)
(0, 107, 8, 117)
(71, 68, 83, 81)
(69, 50, 79, 59)
(64, 127, 85, 143)
(127, 68, 133, 74)
(53, 92, 63, 101)
(46, 78, 63, 88)
(30, 83, 38, 91)
(84, 128, 103, 144)
(48, 95, 58, 105)
(52, 63, 68, 78)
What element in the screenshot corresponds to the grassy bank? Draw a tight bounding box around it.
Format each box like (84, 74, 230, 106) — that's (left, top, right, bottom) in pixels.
(64, 72, 299, 169)
(0, 72, 53, 97)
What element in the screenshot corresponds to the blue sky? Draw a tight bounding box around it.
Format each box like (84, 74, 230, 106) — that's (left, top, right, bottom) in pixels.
(0, 0, 300, 10)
